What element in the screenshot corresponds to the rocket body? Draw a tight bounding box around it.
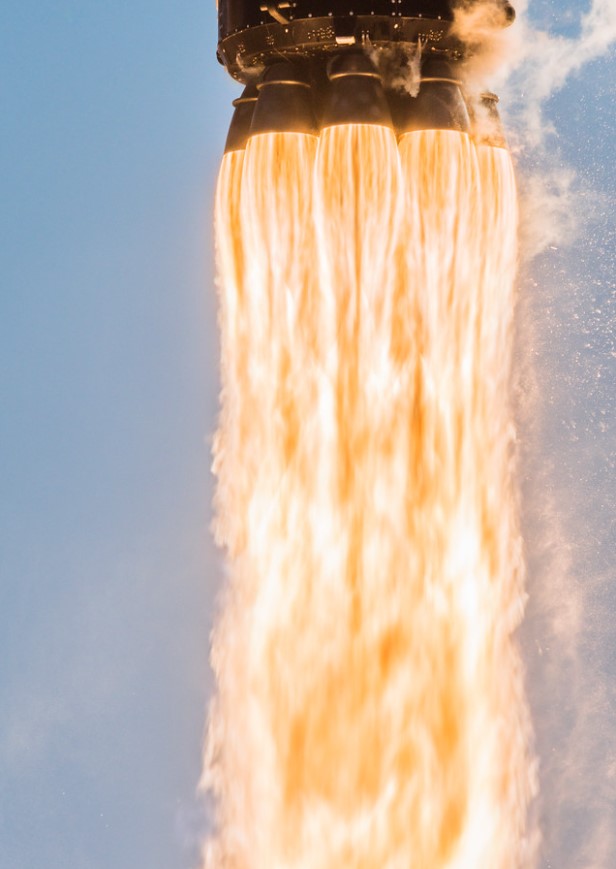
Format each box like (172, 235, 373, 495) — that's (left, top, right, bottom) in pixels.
(216, 0, 514, 144)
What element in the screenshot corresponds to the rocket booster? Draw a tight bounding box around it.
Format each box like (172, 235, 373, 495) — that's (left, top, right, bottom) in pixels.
(216, 0, 515, 148)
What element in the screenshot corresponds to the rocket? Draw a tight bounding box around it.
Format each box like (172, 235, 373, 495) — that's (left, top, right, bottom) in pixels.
(215, 0, 515, 151)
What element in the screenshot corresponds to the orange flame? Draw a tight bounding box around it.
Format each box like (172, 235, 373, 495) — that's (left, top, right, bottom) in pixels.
(204, 124, 536, 868)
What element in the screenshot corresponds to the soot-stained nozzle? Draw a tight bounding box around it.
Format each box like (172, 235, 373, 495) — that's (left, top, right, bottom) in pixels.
(473, 92, 508, 148)
(250, 62, 318, 136)
(321, 53, 393, 129)
(394, 58, 470, 136)
(224, 85, 258, 154)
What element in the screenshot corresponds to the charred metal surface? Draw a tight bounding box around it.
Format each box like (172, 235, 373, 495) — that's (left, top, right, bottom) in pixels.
(217, 0, 515, 82)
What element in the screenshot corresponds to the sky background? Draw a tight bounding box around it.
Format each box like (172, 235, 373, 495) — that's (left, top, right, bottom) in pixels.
(0, 2, 614, 868)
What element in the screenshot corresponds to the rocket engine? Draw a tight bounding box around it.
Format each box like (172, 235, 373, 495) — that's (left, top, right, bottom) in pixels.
(216, 0, 515, 149)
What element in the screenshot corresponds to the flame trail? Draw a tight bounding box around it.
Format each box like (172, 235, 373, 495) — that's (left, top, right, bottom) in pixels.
(204, 123, 535, 868)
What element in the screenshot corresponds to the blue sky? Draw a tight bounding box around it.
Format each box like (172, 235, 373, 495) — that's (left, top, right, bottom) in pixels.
(1, 2, 614, 868)
(1, 3, 235, 867)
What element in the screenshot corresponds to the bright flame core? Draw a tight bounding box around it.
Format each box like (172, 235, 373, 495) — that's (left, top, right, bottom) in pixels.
(204, 124, 536, 868)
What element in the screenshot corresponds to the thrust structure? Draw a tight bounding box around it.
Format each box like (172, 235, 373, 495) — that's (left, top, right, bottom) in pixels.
(217, 0, 515, 146)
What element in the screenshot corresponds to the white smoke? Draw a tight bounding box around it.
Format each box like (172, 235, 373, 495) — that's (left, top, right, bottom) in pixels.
(506, 0, 616, 145)
(457, 0, 616, 131)
(514, 281, 616, 868)
(490, 2, 616, 866)
(367, 42, 423, 97)
(515, 167, 578, 260)
(503, 0, 616, 260)
(455, 0, 616, 260)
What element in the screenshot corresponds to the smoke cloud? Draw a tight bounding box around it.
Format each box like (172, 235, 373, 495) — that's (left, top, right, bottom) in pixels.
(455, 0, 616, 260)
(515, 278, 616, 868)
(367, 42, 423, 97)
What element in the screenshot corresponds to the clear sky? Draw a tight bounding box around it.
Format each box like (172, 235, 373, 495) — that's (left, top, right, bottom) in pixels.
(0, 2, 614, 868)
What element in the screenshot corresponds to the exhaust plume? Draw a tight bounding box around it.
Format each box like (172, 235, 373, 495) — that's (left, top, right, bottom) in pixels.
(204, 122, 536, 866)
(202, 2, 615, 866)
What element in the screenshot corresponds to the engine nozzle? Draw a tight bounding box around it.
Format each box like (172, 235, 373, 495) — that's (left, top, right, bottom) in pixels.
(321, 53, 393, 129)
(250, 62, 318, 136)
